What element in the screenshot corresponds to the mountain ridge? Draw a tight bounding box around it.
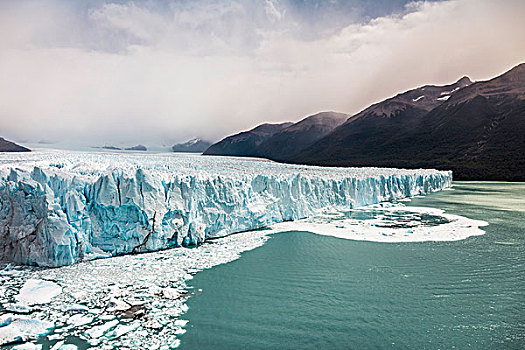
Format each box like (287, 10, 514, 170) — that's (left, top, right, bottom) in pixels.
(205, 63, 524, 181)
(0, 137, 31, 152)
(172, 138, 211, 153)
(293, 63, 525, 181)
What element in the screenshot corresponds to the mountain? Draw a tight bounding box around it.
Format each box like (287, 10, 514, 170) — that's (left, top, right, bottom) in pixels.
(254, 112, 349, 161)
(203, 123, 293, 156)
(172, 138, 212, 153)
(203, 112, 348, 159)
(0, 137, 30, 152)
(292, 63, 525, 181)
(125, 145, 147, 151)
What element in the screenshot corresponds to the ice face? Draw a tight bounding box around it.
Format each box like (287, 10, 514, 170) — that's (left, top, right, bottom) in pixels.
(0, 150, 452, 267)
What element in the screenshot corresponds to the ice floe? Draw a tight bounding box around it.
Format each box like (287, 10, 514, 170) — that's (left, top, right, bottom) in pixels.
(0, 315, 53, 346)
(15, 279, 62, 305)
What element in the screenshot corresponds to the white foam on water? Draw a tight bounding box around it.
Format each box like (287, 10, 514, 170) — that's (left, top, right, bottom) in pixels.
(270, 203, 488, 242)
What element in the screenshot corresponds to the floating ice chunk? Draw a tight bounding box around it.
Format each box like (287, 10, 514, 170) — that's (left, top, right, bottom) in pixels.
(12, 343, 43, 350)
(66, 314, 93, 327)
(105, 322, 139, 340)
(58, 345, 77, 350)
(50, 341, 63, 350)
(15, 279, 62, 305)
(162, 288, 181, 300)
(66, 304, 89, 312)
(98, 314, 115, 321)
(51, 343, 77, 350)
(106, 297, 131, 312)
(0, 316, 53, 346)
(50, 341, 76, 350)
(84, 319, 119, 339)
(174, 327, 186, 335)
(174, 319, 188, 327)
(4, 303, 32, 314)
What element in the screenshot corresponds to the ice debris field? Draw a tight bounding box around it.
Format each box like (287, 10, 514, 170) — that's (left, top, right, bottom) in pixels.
(0, 150, 452, 267)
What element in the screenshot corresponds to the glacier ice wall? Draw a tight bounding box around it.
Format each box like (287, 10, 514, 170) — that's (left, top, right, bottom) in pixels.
(0, 151, 452, 267)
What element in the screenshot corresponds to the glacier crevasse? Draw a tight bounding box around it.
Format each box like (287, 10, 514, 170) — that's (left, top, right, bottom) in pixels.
(0, 151, 452, 267)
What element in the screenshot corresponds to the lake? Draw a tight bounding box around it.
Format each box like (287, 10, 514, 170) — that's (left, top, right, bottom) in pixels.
(180, 182, 525, 349)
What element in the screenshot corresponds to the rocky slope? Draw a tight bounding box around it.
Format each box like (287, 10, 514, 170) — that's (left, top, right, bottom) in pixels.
(0, 137, 30, 152)
(203, 112, 349, 159)
(254, 112, 348, 161)
(293, 64, 524, 181)
(203, 122, 293, 157)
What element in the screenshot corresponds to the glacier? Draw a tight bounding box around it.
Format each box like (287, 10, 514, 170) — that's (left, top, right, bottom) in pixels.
(0, 150, 452, 267)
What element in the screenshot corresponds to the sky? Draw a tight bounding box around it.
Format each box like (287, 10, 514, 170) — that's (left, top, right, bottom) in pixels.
(0, 0, 524, 147)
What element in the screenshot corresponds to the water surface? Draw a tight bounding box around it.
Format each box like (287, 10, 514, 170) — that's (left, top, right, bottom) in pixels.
(181, 182, 525, 349)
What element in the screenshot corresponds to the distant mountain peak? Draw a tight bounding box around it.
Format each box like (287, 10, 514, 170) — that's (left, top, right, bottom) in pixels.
(456, 76, 472, 86)
(355, 74, 478, 120)
(172, 138, 211, 153)
(204, 112, 348, 160)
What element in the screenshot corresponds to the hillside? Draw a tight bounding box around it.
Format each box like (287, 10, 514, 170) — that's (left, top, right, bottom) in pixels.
(203, 123, 293, 157)
(0, 137, 30, 152)
(293, 64, 525, 181)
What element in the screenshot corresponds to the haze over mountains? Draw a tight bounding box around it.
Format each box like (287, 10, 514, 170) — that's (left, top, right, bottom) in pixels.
(205, 64, 525, 181)
(3, 64, 523, 181)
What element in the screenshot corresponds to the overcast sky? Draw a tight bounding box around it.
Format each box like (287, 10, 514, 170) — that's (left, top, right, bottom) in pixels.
(0, 0, 524, 147)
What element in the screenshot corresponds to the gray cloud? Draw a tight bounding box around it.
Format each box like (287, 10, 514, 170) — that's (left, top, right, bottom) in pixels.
(0, 0, 523, 147)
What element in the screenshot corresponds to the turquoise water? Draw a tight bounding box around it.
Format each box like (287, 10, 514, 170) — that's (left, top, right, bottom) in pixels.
(180, 182, 525, 349)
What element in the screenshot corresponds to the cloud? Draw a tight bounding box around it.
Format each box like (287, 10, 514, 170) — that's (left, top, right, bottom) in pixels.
(0, 0, 523, 147)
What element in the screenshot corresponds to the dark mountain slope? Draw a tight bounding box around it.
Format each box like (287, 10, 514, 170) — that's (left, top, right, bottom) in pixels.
(0, 137, 30, 152)
(293, 64, 525, 181)
(291, 76, 473, 164)
(203, 122, 293, 157)
(254, 112, 348, 161)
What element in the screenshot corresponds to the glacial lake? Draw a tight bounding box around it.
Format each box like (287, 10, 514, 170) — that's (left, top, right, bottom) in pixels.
(180, 182, 524, 349)
(0, 182, 523, 349)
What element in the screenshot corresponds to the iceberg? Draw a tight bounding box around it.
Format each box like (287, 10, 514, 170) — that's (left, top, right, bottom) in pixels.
(0, 315, 53, 346)
(0, 151, 452, 267)
(15, 279, 62, 305)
